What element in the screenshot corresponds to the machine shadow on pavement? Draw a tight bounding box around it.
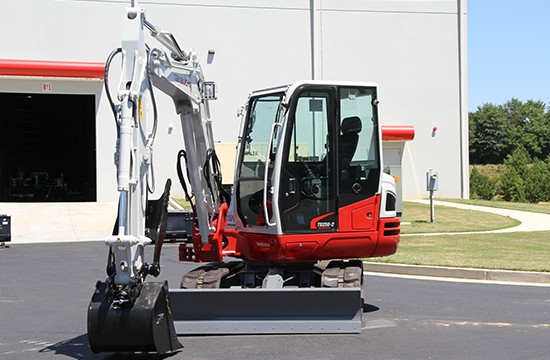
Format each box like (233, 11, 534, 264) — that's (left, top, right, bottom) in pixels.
(363, 303, 380, 313)
(39, 334, 181, 360)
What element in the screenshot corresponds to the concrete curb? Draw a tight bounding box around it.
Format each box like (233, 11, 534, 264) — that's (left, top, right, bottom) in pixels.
(363, 262, 550, 284)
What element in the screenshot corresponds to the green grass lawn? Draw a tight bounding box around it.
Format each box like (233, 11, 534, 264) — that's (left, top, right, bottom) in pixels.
(369, 200, 550, 272)
(372, 231, 550, 272)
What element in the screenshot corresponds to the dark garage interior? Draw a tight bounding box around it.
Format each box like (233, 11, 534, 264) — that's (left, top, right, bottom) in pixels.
(0, 93, 96, 202)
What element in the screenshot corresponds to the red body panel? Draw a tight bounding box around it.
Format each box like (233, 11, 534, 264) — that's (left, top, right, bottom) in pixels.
(373, 217, 401, 257)
(210, 196, 398, 263)
(180, 200, 400, 263)
(338, 196, 379, 232)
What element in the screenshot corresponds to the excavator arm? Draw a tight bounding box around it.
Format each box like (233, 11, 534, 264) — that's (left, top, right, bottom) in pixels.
(88, 1, 222, 353)
(147, 45, 223, 249)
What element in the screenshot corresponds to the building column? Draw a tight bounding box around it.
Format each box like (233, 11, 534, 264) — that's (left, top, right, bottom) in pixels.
(310, 0, 323, 80)
(458, 0, 469, 198)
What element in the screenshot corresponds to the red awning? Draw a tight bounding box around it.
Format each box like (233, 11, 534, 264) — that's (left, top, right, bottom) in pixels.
(0, 59, 105, 79)
(381, 125, 415, 141)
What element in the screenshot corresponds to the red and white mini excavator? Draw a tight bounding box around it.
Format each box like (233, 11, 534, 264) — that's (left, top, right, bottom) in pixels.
(87, 0, 401, 353)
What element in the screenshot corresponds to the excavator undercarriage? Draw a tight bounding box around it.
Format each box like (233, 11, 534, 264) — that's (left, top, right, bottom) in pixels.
(172, 259, 364, 334)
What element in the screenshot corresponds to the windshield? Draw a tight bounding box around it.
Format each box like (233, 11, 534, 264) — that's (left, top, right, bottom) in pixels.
(240, 95, 284, 173)
(236, 93, 284, 227)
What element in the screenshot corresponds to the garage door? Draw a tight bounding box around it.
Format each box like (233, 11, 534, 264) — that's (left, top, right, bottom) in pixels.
(0, 92, 96, 201)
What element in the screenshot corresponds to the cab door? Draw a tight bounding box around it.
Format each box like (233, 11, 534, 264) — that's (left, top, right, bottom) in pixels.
(277, 85, 382, 234)
(235, 93, 284, 228)
(278, 87, 337, 233)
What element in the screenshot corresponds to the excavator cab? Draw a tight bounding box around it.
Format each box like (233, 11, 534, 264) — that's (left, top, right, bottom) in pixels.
(169, 82, 399, 334)
(170, 81, 400, 266)
(231, 82, 399, 263)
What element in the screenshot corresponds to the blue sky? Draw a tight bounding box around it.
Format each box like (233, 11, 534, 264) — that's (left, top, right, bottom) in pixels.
(468, 1, 550, 112)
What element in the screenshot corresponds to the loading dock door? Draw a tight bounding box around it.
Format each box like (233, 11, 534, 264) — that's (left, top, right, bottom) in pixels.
(0, 93, 96, 201)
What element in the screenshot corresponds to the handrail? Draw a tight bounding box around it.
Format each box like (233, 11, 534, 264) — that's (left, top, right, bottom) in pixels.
(262, 123, 281, 227)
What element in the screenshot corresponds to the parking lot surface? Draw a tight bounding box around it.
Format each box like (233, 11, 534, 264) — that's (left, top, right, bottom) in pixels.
(1, 242, 549, 360)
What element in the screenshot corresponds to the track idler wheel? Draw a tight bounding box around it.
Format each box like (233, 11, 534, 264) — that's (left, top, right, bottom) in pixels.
(87, 281, 182, 354)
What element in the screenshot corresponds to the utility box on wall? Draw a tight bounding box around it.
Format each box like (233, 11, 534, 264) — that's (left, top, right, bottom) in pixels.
(426, 170, 439, 192)
(0, 215, 11, 242)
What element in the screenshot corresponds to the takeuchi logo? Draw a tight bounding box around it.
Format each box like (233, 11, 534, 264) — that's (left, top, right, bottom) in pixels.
(174, 74, 190, 87)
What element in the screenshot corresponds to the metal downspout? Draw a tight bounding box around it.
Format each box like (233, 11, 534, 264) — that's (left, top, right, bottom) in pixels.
(310, 0, 323, 80)
(458, 0, 470, 198)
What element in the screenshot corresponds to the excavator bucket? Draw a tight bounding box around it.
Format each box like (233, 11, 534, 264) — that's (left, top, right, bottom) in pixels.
(87, 281, 182, 354)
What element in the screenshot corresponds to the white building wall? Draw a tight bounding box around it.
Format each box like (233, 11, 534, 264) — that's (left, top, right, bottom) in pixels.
(2, 0, 467, 201)
(319, 0, 467, 198)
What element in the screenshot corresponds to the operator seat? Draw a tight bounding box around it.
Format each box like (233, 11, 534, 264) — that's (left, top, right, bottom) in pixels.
(338, 116, 362, 180)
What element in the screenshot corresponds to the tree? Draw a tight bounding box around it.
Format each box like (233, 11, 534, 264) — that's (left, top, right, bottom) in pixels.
(502, 99, 549, 160)
(469, 103, 508, 164)
(469, 99, 550, 164)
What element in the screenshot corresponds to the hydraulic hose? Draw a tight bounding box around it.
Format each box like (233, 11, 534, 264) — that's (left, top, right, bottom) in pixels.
(204, 149, 231, 205)
(177, 149, 194, 209)
(144, 48, 160, 194)
(104, 48, 122, 131)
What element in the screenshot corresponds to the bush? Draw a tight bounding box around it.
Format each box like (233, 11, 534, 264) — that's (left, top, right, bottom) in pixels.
(498, 166, 526, 202)
(497, 146, 530, 202)
(470, 167, 495, 200)
(525, 159, 550, 203)
(503, 145, 530, 176)
(472, 147, 550, 203)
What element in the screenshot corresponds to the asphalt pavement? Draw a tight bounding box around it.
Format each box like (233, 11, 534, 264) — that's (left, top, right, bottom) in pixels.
(1, 241, 549, 360)
(1, 201, 549, 359)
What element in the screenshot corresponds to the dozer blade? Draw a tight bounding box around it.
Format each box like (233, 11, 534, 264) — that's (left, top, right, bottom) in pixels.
(87, 281, 183, 354)
(169, 287, 363, 335)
